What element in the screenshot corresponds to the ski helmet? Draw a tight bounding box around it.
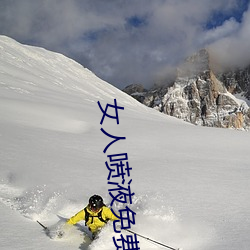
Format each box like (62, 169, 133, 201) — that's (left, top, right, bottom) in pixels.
(89, 195, 104, 211)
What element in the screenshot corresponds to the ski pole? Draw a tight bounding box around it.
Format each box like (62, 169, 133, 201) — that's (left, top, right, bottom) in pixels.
(124, 228, 181, 250)
(37, 220, 48, 231)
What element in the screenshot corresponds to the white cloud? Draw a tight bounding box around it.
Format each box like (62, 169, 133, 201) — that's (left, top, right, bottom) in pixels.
(200, 17, 240, 45)
(0, 0, 249, 88)
(209, 5, 250, 68)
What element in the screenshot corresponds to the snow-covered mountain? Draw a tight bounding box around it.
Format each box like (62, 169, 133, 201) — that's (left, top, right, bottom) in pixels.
(1, 36, 250, 250)
(124, 49, 250, 130)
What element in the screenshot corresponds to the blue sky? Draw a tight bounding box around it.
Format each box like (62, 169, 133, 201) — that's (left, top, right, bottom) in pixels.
(0, 0, 249, 89)
(205, 0, 249, 28)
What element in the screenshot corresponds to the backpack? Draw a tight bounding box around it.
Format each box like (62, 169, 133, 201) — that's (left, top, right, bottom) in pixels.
(84, 206, 109, 226)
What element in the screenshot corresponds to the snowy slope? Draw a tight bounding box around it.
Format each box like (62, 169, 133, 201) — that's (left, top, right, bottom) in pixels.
(0, 36, 250, 250)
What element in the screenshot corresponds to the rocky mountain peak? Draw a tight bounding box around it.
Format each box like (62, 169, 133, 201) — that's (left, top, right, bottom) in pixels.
(177, 49, 210, 78)
(123, 49, 250, 130)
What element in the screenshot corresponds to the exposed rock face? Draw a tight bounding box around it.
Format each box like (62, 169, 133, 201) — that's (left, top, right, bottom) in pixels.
(123, 49, 250, 130)
(123, 84, 147, 103)
(217, 66, 250, 99)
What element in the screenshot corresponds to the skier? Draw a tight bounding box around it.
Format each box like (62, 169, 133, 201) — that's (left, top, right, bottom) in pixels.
(66, 194, 118, 239)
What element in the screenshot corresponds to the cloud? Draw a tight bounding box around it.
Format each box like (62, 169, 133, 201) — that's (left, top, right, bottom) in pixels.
(209, 4, 250, 69)
(0, 0, 249, 89)
(200, 18, 240, 45)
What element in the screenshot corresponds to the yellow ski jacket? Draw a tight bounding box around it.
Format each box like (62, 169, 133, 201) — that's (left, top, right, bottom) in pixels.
(67, 206, 118, 233)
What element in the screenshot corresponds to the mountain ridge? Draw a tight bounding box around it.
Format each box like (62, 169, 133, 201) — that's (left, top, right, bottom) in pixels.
(123, 49, 250, 130)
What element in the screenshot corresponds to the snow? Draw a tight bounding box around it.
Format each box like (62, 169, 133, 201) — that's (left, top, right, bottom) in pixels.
(0, 35, 250, 250)
(234, 93, 250, 107)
